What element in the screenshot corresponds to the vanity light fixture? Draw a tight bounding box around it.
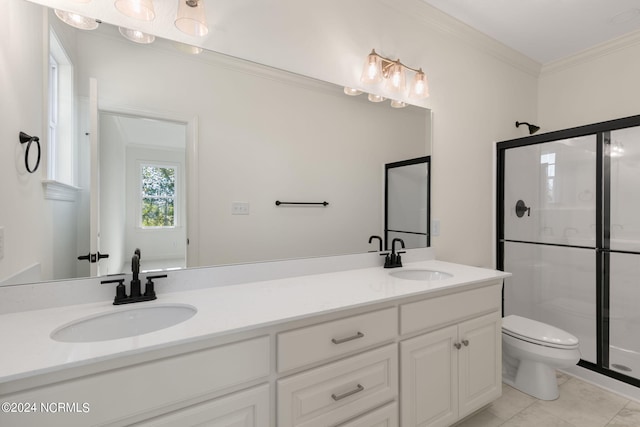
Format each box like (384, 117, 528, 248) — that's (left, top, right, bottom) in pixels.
(175, 0, 209, 37)
(54, 9, 99, 30)
(360, 49, 429, 99)
(515, 121, 540, 135)
(119, 27, 155, 44)
(115, 0, 155, 21)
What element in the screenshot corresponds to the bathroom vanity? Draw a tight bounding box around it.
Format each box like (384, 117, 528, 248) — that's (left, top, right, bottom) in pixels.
(0, 256, 508, 426)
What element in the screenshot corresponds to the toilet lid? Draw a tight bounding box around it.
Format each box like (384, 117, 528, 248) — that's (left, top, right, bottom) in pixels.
(502, 315, 579, 349)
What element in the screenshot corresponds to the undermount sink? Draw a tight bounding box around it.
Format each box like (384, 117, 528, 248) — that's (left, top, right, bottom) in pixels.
(51, 303, 197, 343)
(389, 269, 453, 281)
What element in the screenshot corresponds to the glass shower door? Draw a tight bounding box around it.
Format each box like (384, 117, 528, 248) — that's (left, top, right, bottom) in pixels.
(608, 125, 640, 379)
(502, 135, 598, 363)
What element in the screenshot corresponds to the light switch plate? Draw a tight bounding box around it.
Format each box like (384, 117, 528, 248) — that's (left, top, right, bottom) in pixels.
(431, 219, 440, 237)
(231, 202, 250, 215)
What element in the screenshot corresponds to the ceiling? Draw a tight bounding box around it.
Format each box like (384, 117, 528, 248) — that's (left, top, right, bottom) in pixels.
(422, 0, 640, 64)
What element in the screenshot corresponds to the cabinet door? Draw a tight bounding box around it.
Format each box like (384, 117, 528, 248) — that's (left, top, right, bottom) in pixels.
(457, 311, 501, 418)
(133, 384, 270, 427)
(400, 325, 458, 427)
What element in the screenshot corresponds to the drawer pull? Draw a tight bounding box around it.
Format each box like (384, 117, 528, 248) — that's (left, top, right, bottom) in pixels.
(331, 384, 365, 401)
(331, 331, 365, 344)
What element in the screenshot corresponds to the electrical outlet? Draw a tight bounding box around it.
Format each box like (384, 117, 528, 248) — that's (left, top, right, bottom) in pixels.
(231, 202, 250, 215)
(0, 227, 4, 260)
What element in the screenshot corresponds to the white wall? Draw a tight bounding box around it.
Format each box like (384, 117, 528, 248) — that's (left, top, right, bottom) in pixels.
(538, 33, 640, 132)
(0, 1, 47, 282)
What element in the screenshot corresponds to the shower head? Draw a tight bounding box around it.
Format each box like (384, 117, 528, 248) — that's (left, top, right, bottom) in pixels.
(516, 121, 540, 135)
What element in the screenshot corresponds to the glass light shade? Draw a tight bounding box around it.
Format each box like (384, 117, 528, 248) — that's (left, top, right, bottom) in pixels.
(390, 100, 407, 108)
(343, 87, 363, 96)
(115, 0, 155, 20)
(54, 9, 99, 30)
(119, 27, 155, 44)
(174, 42, 203, 54)
(385, 61, 406, 93)
(175, 0, 209, 37)
(361, 52, 382, 84)
(368, 93, 386, 103)
(410, 70, 429, 99)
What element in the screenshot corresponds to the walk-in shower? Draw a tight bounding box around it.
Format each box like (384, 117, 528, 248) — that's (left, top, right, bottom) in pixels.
(497, 114, 640, 391)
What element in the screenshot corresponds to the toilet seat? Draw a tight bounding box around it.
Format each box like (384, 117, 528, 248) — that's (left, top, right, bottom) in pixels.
(502, 315, 579, 349)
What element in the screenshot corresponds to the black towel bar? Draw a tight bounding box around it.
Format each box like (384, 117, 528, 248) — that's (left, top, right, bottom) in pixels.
(275, 201, 329, 206)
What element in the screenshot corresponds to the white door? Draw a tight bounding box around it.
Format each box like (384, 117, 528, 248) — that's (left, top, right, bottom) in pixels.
(400, 325, 458, 427)
(457, 311, 502, 418)
(88, 77, 104, 276)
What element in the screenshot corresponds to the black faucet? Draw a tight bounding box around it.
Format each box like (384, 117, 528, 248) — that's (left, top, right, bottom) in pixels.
(101, 249, 167, 305)
(368, 235, 383, 252)
(382, 238, 406, 268)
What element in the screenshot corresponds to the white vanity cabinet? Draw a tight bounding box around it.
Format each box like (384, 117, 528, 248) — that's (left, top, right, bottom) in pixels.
(399, 284, 502, 427)
(133, 384, 270, 427)
(0, 336, 271, 427)
(0, 265, 507, 427)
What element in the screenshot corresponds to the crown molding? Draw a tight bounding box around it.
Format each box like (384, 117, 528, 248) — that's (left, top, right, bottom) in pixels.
(541, 28, 640, 75)
(378, 0, 542, 77)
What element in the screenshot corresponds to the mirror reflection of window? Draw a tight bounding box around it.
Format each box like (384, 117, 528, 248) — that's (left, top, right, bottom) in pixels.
(140, 163, 178, 228)
(48, 30, 75, 184)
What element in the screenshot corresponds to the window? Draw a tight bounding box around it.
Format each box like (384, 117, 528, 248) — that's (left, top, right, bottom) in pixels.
(140, 163, 178, 228)
(48, 30, 75, 184)
(540, 152, 556, 203)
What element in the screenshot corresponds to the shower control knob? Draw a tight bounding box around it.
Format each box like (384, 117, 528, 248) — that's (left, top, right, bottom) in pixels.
(454, 342, 462, 350)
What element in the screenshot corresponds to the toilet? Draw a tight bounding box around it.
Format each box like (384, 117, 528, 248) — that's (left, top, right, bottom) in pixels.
(502, 315, 580, 400)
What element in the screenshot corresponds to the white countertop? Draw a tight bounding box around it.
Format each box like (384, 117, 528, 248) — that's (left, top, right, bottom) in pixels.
(0, 260, 509, 385)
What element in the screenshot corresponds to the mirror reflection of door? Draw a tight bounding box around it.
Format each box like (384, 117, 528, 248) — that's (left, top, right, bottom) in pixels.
(99, 112, 187, 275)
(385, 156, 431, 250)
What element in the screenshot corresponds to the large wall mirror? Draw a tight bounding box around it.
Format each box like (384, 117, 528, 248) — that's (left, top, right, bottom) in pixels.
(2, 2, 431, 286)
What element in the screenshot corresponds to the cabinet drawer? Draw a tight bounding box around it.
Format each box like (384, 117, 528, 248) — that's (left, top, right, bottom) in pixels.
(277, 307, 397, 372)
(133, 383, 270, 426)
(337, 402, 398, 427)
(277, 344, 397, 427)
(0, 336, 270, 427)
(400, 284, 501, 335)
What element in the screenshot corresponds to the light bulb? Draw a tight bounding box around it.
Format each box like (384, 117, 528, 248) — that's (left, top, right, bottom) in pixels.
(410, 70, 429, 99)
(385, 61, 406, 92)
(368, 94, 386, 103)
(390, 100, 407, 108)
(361, 51, 382, 84)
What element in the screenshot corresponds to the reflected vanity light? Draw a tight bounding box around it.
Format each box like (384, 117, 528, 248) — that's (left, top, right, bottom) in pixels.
(54, 9, 99, 30)
(368, 93, 386, 103)
(174, 42, 204, 54)
(390, 100, 407, 108)
(360, 49, 429, 99)
(175, 0, 209, 37)
(343, 87, 363, 96)
(114, 0, 155, 21)
(119, 27, 155, 44)
(610, 141, 625, 157)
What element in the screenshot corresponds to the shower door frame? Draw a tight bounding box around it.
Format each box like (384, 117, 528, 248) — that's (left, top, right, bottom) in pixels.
(496, 113, 640, 388)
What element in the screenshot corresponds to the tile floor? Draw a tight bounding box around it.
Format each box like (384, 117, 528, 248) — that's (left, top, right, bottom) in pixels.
(456, 373, 640, 427)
